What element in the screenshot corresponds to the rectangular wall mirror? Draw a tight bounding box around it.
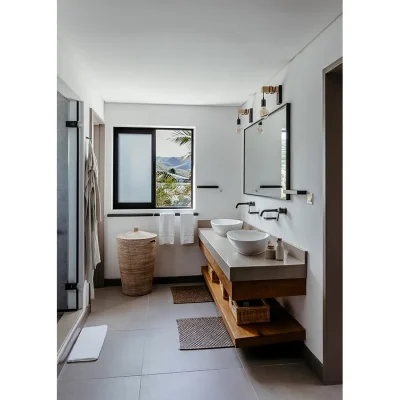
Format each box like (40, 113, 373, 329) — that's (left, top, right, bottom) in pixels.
(244, 103, 290, 200)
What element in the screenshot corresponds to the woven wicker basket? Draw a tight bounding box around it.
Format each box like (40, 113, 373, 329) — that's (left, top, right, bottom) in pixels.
(229, 297, 270, 325)
(220, 281, 229, 300)
(117, 228, 157, 296)
(208, 263, 219, 283)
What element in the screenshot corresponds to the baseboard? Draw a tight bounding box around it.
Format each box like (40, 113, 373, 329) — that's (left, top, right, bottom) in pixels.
(303, 344, 324, 383)
(153, 275, 205, 284)
(104, 279, 123, 286)
(57, 304, 91, 376)
(104, 275, 205, 287)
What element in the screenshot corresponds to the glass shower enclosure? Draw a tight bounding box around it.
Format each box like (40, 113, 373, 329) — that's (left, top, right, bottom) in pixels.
(57, 91, 83, 313)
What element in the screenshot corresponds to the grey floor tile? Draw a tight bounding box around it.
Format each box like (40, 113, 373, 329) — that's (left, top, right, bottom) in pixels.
(85, 302, 147, 331)
(247, 363, 343, 400)
(236, 342, 304, 368)
(91, 287, 148, 313)
(58, 376, 141, 400)
(142, 327, 241, 375)
(58, 330, 146, 381)
(139, 368, 257, 400)
(146, 302, 218, 329)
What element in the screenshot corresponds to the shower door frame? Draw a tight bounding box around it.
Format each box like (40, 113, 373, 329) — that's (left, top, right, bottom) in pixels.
(57, 97, 84, 312)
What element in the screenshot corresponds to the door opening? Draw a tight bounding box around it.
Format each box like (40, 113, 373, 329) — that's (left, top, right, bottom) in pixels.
(323, 60, 343, 384)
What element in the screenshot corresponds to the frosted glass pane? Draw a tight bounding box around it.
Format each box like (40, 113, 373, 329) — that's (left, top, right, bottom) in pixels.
(118, 134, 152, 203)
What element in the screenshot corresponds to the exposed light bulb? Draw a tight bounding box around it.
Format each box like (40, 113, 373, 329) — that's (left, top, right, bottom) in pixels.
(260, 94, 269, 117)
(236, 117, 241, 134)
(257, 123, 263, 134)
(260, 106, 269, 117)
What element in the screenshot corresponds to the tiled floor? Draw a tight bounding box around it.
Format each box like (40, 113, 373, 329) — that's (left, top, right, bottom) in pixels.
(58, 285, 343, 400)
(57, 312, 64, 322)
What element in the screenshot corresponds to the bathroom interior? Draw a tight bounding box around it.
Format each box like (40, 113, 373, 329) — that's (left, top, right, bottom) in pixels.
(56, 1, 343, 399)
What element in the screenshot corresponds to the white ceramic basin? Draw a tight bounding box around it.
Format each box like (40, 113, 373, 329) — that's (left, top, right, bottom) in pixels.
(211, 219, 243, 237)
(227, 230, 270, 256)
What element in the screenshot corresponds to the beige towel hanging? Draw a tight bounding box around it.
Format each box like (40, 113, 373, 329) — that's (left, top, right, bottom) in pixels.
(84, 140, 101, 299)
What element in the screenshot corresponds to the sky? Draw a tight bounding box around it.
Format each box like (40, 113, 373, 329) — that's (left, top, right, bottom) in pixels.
(156, 129, 190, 158)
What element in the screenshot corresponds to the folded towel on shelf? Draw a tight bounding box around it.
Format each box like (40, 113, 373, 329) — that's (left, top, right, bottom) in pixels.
(180, 212, 194, 245)
(159, 213, 175, 245)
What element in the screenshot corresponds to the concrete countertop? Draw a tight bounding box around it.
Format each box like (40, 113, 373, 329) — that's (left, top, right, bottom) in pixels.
(199, 228, 307, 282)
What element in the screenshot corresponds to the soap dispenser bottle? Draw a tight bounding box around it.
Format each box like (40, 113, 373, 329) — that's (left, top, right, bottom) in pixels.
(275, 238, 284, 261)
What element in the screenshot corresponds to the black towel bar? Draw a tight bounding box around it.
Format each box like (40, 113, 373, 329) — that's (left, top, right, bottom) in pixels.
(107, 212, 199, 217)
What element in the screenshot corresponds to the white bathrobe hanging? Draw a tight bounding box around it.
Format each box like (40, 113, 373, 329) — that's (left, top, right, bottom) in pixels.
(85, 141, 101, 299)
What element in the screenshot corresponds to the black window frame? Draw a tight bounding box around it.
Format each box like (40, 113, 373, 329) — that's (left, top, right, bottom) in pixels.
(113, 126, 194, 210)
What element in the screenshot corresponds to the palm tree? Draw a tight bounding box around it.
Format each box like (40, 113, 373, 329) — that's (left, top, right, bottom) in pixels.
(156, 130, 192, 207)
(156, 176, 177, 206)
(168, 130, 192, 160)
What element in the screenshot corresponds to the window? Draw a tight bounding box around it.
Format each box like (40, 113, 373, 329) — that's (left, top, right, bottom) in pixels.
(113, 127, 193, 209)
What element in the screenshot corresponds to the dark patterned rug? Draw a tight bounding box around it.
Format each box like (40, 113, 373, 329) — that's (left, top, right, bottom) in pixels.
(176, 317, 234, 350)
(170, 285, 213, 304)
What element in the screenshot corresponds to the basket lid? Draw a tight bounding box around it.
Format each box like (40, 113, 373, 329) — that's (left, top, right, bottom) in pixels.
(117, 228, 157, 240)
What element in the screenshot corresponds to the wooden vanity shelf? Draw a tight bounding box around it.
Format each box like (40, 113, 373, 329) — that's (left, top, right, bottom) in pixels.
(220, 281, 229, 300)
(208, 263, 219, 283)
(199, 234, 306, 348)
(202, 266, 305, 347)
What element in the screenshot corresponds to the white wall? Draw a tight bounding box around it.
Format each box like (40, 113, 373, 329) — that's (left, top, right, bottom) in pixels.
(239, 16, 342, 362)
(58, 38, 104, 120)
(104, 103, 241, 279)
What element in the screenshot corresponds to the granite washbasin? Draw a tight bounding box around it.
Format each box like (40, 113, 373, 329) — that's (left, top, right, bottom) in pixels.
(227, 230, 269, 256)
(211, 219, 243, 237)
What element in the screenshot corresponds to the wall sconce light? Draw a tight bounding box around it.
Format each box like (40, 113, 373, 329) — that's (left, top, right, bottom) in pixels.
(260, 92, 269, 117)
(236, 114, 242, 134)
(260, 85, 283, 117)
(257, 121, 263, 134)
(236, 108, 253, 133)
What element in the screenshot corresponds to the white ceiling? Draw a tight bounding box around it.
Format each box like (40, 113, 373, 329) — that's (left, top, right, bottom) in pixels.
(58, 0, 342, 106)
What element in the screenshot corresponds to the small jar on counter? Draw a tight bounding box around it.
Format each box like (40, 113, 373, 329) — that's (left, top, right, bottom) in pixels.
(265, 242, 276, 259)
(275, 238, 284, 261)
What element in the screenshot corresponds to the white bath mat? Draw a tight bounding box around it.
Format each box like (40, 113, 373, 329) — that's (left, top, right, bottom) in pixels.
(67, 325, 108, 363)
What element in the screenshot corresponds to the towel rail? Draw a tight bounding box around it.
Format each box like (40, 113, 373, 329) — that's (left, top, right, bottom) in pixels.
(107, 212, 199, 217)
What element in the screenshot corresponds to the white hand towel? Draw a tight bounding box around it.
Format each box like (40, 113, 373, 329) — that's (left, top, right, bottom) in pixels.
(180, 212, 194, 244)
(159, 213, 175, 245)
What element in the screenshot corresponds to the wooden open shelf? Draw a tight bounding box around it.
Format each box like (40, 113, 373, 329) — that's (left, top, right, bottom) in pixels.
(202, 266, 305, 348)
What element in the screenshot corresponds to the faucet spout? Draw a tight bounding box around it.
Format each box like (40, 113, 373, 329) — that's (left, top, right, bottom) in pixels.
(260, 207, 288, 221)
(260, 208, 278, 217)
(236, 201, 255, 208)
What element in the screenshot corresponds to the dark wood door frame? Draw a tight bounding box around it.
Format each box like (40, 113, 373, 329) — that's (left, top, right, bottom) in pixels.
(323, 58, 343, 384)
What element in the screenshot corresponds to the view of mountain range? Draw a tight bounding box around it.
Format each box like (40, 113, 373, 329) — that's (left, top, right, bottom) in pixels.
(156, 156, 191, 171)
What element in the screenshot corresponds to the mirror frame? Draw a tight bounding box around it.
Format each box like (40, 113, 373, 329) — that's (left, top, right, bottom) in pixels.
(243, 102, 291, 200)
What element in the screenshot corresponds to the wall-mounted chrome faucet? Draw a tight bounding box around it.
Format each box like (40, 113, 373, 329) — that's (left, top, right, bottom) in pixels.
(260, 207, 287, 221)
(236, 201, 259, 215)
